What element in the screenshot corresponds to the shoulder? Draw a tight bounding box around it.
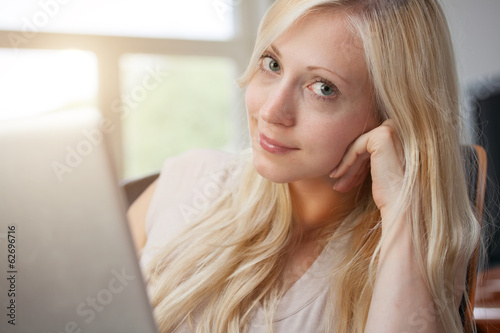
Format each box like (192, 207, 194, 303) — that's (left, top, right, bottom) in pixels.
(153, 149, 240, 202)
(138, 149, 243, 267)
(160, 148, 236, 179)
(145, 148, 242, 234)
(128, 149, 239, 252)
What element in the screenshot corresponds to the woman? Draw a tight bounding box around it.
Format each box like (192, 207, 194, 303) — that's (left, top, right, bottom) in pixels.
(128, 0, 481, 332)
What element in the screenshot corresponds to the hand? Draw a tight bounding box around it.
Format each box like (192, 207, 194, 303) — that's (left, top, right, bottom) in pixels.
(329, 120, 405, 218)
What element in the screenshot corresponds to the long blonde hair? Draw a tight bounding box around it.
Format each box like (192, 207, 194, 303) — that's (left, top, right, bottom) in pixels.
(147, 1, 481, 332)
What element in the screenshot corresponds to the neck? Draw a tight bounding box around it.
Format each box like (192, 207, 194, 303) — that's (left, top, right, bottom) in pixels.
(289, 176, 360, 236)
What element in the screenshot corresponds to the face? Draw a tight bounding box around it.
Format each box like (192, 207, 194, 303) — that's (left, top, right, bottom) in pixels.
(245, 9, 379, 184)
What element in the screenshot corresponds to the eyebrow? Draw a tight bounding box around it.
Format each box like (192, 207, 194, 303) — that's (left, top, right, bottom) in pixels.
(306, 65, 349, 86)
(269, 44, 281, 58)
(268, 44, 349, 86)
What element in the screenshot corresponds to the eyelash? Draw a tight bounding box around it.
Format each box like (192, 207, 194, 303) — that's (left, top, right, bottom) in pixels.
(259, 53, 277, 74)
(309, 78, 340, 101)
(258, 53, 341, 102)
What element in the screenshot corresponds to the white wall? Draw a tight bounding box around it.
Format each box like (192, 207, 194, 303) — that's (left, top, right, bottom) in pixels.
(441, 0, 500, 84)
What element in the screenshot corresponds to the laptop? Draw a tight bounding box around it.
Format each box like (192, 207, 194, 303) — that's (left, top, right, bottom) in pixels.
(0, 108, 158, 333)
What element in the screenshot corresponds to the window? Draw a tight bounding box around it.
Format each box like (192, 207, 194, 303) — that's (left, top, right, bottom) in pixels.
(0, 0, 237, 40)
(0, 0, 271, 179)
(120, 54, 236, 178)
(0, 48, 97, 121)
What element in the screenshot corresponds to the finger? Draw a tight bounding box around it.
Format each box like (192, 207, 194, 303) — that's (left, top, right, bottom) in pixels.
(330, 133, 370, 179)
(367, 124, 405, 177)
(372, 120, 403, 159)
(352, 160, 371, 188)
(334, 158, 370, 192)
(392, 131, 405, 169)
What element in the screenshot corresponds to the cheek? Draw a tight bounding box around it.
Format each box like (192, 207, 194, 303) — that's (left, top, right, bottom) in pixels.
(310, 96, 378, 155)
(303, 116, 369, 167)
(307, 115, 352, 145)
(312, 124, 353, 161)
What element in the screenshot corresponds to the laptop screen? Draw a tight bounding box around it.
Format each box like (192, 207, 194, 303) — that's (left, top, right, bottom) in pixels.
(0, 108, 157, 333)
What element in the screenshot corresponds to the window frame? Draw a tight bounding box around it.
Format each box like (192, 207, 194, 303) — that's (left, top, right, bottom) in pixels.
(0, 0, 271, 178)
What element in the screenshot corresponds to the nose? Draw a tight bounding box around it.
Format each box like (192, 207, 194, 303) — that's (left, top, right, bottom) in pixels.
(259, 83, 296, 127)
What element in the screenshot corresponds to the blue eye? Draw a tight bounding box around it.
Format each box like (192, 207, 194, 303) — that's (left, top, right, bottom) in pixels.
(262, 56, 281, 72)
(309, 81, 337, 97)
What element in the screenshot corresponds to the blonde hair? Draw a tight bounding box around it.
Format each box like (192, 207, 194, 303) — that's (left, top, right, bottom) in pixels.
(147, 1, 481, 332)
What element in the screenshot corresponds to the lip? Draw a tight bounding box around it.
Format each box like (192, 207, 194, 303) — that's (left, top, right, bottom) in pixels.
(258, 132, 299, 154)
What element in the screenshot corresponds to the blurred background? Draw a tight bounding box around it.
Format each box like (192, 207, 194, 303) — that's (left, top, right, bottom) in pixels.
(0, 0, 499, 262)
(0, 0, 498, 178)
(0, 0, 273, 180)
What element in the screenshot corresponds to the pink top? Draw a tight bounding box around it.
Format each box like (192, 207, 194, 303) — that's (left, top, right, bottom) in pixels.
(141, 149, 341, 332)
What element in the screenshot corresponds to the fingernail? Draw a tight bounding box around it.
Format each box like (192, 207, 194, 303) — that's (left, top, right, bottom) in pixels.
(330, 168, 338, 178)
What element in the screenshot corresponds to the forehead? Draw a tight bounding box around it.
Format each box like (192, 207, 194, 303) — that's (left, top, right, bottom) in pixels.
(272, 9, 367, 85)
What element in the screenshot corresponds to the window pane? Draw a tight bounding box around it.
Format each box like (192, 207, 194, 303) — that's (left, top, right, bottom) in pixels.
(0, 0, 237, 40)
(120, 54, 236, 179)
(0, 48, 97, 121)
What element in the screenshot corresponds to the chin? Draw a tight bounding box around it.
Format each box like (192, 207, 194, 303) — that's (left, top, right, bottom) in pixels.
(252, 155, 293, 184)
(255, 169, 292, 184)
(252, 152, 315, 184)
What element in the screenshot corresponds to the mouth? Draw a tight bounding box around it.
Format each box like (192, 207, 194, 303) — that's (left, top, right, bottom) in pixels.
(258, 132, 299, 154)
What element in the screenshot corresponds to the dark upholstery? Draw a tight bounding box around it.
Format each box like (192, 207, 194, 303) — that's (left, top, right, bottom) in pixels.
(121, 173, 159, 207)
(460, 145, 488, 332)
(470, 77, 500, 266)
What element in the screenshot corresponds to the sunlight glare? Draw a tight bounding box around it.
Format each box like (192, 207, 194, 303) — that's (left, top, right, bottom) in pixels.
(0, 49, 98, 121)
